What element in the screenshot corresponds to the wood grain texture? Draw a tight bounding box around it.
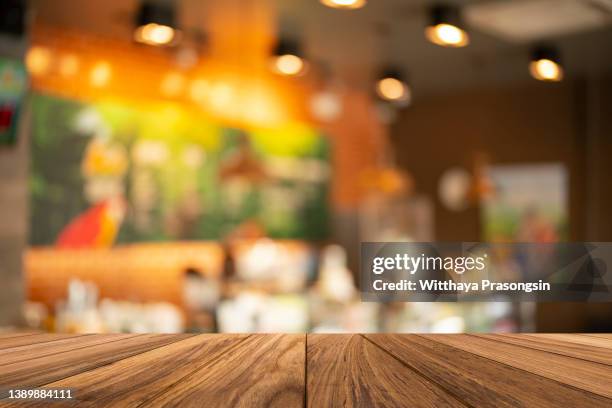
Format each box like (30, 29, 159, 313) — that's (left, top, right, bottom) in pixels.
(0, 333, 610, 408)
(529, 333, 612, 349)
(0, 334, 89, 350)
(41, 334, 250, 407)
(307, 334, 466, 408)
(0, 332, 40, 339)
(580, 334, 612, 340)
(0, 334, 191, 389)
(0, 334, 138, 366)
(147, 334, 305, 408)
(366, 334, 612, 407)
(421, 334, 612, 399)
(475, 333, 612, 365)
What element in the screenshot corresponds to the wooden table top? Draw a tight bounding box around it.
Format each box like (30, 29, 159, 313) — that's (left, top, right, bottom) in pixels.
(0, 332, 611, 407)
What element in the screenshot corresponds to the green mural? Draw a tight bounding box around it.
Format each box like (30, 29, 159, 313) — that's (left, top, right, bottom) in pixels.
(29, 93, 330, 246)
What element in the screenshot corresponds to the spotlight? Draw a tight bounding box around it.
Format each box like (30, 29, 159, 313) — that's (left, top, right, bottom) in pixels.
(425, 5, 469, 48)
(134, 1, 179, 46)
(320, 0, 366, 10)
(529, 46, 563, 82)
(271, 38, 307, 76)
(375, 69, 411, 105)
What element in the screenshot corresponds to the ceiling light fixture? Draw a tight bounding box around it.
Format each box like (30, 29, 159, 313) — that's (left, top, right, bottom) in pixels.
(320, 0, 367, 10)
(425, 4, 470, 48)
(529, 46, 564, 82)
(375, 69, 411, 105)
(134, 1, 179, 46)
(271, 38, 307, 76)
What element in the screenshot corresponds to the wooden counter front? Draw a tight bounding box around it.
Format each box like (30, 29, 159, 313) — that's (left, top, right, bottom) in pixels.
(0, 333, 610, 407)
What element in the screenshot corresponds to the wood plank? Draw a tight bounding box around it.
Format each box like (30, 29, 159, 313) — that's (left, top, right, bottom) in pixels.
(527, 333, 612, 349)
(39, 334, 250, 407)
(366, 334, 612, 407)
(0, 332, 39, 339)
(475, 334, 612, 365)
(143, 334, 305, 407)
(580, 334, 612, 340)
(419, 334, 612, 399)
(0, 333, 610, 407)
(0, 334, 191, 389)
(0, 334, 90, 350)
(307, 334, 466, 407)
(0, 334, 128, 365)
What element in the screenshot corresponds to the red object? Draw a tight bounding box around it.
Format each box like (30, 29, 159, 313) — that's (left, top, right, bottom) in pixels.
(56, 202, 106, 248)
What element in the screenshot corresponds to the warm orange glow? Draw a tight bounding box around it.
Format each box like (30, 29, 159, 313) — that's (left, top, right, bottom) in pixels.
(376, 77, 409, 102)
(425, 23, 469, 47)
(189, 78, 209, 103)
(272, 54, 306, 76)
(208, 82, 235, 111)
(320, 0, 366, 9)
(160, 72, 185, 97)
(243, 96, 278, 125)
(29, 25, 299, 128)
(26, 46, 52, 76)
(134, 23, 176, 46)
(529, 59, 563, 82)
(90, 62, 111, 87)
(58, 54, 79, 77)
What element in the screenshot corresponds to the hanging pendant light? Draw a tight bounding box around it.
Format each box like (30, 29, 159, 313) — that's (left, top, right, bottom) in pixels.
(375, 68, 411, 106)
(425, 4, 469, 48)
(320, 0, 366, 10)
(529, 46, 564, 82)
(134, 1, 179, 46)
(271, 38, 307, 76)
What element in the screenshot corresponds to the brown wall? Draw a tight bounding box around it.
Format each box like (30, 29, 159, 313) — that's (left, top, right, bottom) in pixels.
(391, 80, 586, 241)
(391, 78, 612, 332)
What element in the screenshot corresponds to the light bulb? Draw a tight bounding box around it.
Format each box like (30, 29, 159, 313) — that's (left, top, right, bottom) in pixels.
(376, 77, 409, 102)
(135, 23, 176, 46)
(425, 23, 469, 47)
(529, 59, 563, 82)
(273, 54, 305, 76)
(320, 0, 366, 10)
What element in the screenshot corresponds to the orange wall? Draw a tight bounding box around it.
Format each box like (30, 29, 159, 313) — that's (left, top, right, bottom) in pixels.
(27, 23, 387, 210)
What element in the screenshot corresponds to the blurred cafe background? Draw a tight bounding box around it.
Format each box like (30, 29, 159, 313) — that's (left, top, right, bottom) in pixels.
(0, 0, 611, 334)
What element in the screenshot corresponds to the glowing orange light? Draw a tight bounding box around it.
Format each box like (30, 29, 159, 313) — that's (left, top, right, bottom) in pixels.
(272, 54, 306, 76)
(320, 0, 366, 9)
(134, 23, 176, 46)
(209, 82, 235, 111)
(26, 46, 52, 76)
(529, 59, 563, 82)
(425, 23, 469, 47)
(376, 77, 409, 102)
(90, 62, 111, 87)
